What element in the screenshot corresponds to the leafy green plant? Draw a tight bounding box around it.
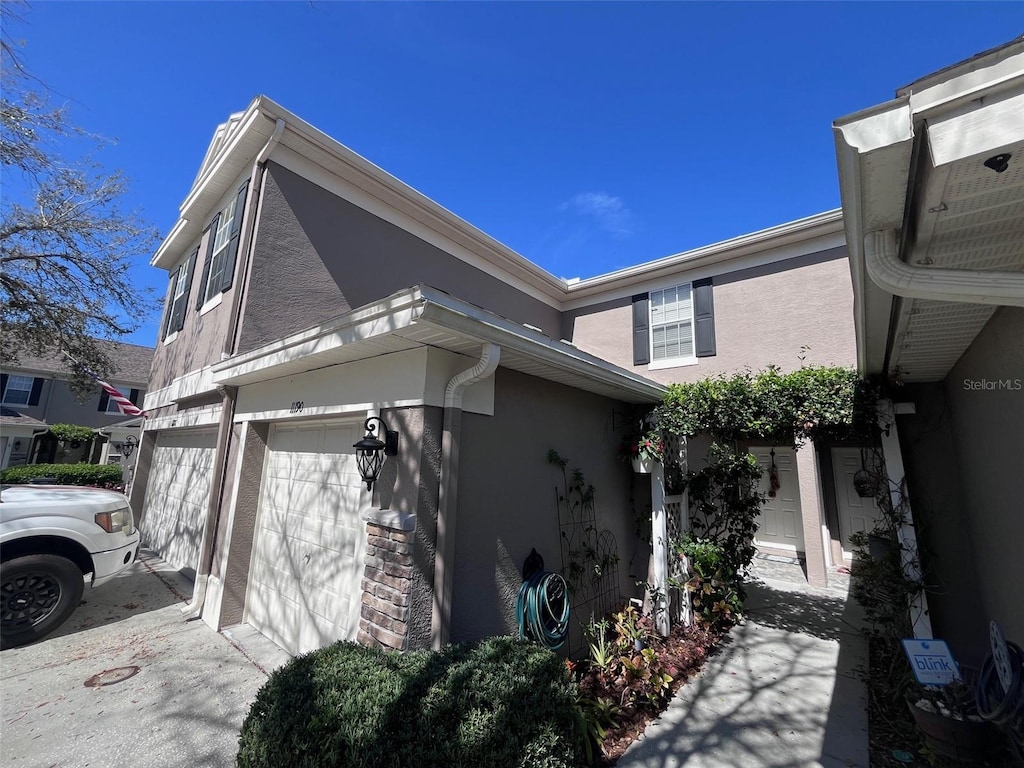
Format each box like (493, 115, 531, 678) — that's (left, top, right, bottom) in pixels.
(653, 365, 881, 446)
(237, 636, 584, 768)
(585, 618, 616, 673)
(47, 423, 97, 444)
(681, 442, 765, 603)
(0, 462, 123, 487)
(574, 693, 619, 766)
(671, 535, 743, 630)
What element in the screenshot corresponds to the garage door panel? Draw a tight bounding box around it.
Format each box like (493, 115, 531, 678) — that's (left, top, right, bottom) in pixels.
(142, 429, 217, 575)
(247, 421, 368, 657)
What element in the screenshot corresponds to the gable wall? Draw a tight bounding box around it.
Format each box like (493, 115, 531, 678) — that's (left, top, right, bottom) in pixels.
(235, 162, 563, 354)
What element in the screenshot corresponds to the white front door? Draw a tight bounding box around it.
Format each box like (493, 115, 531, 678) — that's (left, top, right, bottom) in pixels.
(246, 421, 368, 657)
(142, 429, 218, 575)
(832, 447, 884, 557)
(751, 446, 804, 552)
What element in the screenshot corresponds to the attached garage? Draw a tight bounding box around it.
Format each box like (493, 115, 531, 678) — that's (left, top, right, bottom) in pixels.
(142, 428, 218, 575)
(245, 420, 368, 656)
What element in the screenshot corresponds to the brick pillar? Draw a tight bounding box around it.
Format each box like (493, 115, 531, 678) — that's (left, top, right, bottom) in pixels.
(358, 513, 416, 652)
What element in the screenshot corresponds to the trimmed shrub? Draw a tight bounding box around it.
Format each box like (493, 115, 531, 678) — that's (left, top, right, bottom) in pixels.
(0, 462, 123, 487)
(237, 636, 585, 768)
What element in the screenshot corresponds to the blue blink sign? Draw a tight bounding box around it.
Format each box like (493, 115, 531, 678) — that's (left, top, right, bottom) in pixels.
(901, 638, 960, 685)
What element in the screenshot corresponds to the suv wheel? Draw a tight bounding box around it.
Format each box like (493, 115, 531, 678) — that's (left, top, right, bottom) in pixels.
(1, 555, 85, 649)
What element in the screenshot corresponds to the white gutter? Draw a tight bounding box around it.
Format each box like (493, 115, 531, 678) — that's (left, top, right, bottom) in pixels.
(431, 343, 500, 649)
(866, 229, 1024, 307)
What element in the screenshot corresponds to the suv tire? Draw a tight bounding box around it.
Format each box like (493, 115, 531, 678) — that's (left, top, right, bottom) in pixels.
(1, 555, 85, 649)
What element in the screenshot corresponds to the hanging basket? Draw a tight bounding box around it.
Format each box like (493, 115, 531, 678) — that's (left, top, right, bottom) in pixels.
(853, 470, 880, 498)
(631, 457, 656, 474)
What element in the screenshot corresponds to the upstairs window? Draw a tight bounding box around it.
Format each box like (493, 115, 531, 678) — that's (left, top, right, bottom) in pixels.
(198, 179, 250, 309)
(650, 284, 695, 364)
(2, 374, 36, 405)
(162, 247, 198, 341)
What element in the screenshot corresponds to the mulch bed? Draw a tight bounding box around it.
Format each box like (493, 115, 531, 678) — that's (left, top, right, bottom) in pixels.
(573, 620, 725, 766)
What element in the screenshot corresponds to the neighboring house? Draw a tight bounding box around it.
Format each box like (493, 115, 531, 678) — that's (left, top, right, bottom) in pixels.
(131, 95, 859, 660)
(834, 37, 1023, 663)
(564, 211, 862, 587)
(0, 341, 152, 469)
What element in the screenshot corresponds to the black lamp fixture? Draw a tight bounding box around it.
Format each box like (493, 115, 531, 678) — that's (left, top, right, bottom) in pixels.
(122, 434, 138, 459)
(353, 416, 399, 492)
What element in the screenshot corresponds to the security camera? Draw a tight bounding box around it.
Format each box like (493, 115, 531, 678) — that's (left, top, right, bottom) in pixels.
(983, 153, 1011, 173)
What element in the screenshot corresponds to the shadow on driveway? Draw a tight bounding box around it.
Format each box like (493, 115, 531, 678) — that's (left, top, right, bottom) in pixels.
(1, 549, 279, 768)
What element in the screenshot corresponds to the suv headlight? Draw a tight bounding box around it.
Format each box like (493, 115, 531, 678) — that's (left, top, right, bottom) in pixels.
(95, 506, 135, 536)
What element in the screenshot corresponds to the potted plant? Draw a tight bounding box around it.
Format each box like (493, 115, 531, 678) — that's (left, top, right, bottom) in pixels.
(905, 675, 1001, 762)
(620, 433, 663, 473)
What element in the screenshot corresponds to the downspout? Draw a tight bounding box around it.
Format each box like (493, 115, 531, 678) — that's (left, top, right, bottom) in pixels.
(224, 117, 285, 358)
(865, 229, 1024, 306)
(431, 343, 500, 650)
(181, 384, 237, 620)
(184, 119, 284, 621)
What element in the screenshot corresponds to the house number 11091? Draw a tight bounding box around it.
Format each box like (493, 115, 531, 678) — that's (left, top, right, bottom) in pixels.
(290, 401, 304, 413)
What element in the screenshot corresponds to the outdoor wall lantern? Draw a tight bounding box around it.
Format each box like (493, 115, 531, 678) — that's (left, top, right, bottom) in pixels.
(122, 435, 138, 459)
(353, 416, 399, 492)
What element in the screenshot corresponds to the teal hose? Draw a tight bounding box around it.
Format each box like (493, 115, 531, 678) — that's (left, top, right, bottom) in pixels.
(516, 571, 570, 650)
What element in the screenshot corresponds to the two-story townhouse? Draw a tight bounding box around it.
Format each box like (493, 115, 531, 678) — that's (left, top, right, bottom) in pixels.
(0, 341, 152, 469)
(132, 96, 862, 659)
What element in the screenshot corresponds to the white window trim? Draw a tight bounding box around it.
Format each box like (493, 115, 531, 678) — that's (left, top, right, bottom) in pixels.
(648, 282, 698, 369)
(199, 290, 224, 316)
(202, 197, 237, 305)
(163, 330, 179, 346)
(2, 375, 35, 406)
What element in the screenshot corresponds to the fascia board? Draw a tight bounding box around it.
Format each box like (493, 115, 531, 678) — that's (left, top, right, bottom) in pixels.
(902, 45, 1024, 117)
(415, 287, 666, 403)
(562, 210, 845, 303)
(151, 102, 274, 270)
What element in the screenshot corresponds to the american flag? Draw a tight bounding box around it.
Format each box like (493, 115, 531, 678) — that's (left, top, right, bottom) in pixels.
(63, 352, 145, 417)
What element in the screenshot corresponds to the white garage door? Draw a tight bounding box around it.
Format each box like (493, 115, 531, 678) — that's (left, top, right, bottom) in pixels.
(751, 446, 805, 552)
(142, 429, 218, 575)
(246, 421, 368, 656)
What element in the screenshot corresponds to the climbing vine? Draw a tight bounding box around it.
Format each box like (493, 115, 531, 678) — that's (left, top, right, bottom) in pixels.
(47, 423, 97, 444)
(651, 365, 881, 445)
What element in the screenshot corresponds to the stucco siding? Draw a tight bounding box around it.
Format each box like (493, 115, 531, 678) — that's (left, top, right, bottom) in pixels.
(944, 307, 1024, 654)
(565, 248, 856, 385)
(450, 367, 644, 645)
(148, 172, 251, 391)
(236, 162, 562, 353)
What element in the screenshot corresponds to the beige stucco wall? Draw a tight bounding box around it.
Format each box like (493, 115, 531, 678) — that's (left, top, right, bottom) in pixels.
(943, 307, 1024, 654)
(564, 248, 856, 385)
(451, 367, 647, 646)
(235, 162, 564, 354)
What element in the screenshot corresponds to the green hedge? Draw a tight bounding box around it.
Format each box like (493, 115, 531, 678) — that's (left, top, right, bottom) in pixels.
(0, 463, 123, 487)
(237, 636, 585, 768)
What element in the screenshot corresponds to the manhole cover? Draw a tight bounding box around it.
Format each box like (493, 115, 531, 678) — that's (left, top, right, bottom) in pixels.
(84, 666, 141, 688)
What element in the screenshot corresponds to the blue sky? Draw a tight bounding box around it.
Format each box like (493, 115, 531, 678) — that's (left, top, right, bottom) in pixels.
(9, 2, 1022, 346)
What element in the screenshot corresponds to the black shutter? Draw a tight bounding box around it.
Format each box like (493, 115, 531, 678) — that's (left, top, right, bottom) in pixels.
(219, 180, 250, 294)
(174, 248, 199, 332)
(28, 377, 43, 406)
(693, 278, 717, 358)
(632, 293, 650, 366)
(1, 374, 7, 398)
(196, 223, 217, 310)
(98, 390, 110, 412)
(129, 389, 140, 404)
(162, 267, 181, 340)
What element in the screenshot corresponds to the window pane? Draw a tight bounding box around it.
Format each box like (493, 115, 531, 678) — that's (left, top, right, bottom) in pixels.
(3, 375, 34, 405)
(648, 282, 695, 362)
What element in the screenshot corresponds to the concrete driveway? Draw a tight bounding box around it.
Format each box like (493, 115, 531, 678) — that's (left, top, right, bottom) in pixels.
(1, 550, 289, 768)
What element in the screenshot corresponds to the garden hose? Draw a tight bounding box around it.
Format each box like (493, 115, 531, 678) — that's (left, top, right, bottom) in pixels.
(516, 570, 570, 650)
(975, 629, 1024, 759)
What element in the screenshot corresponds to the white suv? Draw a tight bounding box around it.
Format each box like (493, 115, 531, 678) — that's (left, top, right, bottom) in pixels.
(0, 485, 141, 649)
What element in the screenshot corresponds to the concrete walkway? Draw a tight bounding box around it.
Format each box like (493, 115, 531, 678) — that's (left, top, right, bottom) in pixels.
(617, 558, 868, 768)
